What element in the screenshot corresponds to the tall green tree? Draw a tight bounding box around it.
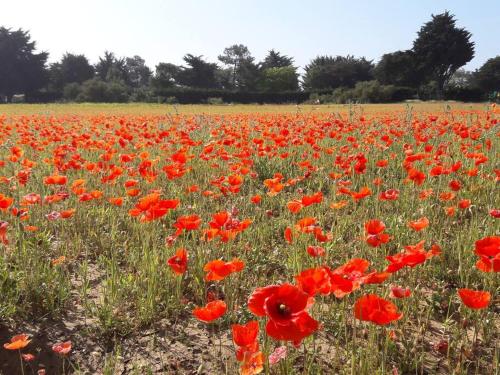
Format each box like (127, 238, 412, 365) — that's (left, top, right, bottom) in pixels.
(303, 55, 373, 90)
(374, 50, 423, 87)
(218, 44, 260, 90)
(474, 56, 500, 94)
(0, 27, 48, 102)
(412, 11, 474, 98)
(124, 55, 152, 88)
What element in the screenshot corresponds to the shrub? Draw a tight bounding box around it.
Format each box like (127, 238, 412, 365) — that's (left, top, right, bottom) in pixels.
(63, 82, 82, 101)
(206, 97, 224, 105)
(76, 78, 129, 103)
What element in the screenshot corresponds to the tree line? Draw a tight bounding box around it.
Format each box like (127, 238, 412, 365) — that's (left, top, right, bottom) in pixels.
(0, 11, 498, 104)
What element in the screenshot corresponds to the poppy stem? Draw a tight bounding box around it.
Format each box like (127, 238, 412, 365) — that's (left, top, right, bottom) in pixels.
(18, 350, 25, 375)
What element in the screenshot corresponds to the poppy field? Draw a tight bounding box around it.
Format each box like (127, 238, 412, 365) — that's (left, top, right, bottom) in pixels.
(0, 103, 498, 374)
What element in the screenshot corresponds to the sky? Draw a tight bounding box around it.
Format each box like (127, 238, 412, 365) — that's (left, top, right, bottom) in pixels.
(1, 0, 498, 73)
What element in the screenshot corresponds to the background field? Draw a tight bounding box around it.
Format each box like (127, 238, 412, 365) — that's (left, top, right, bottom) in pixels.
(0, 102, 489, 116)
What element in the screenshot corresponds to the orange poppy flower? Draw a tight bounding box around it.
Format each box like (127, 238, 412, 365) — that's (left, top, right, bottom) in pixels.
(287, 200, 303, 214)
(330, 200, 348, 209)
(239, 351, 264, 375)
(52, 341, 72, 356)
(4, 334, 31, 350)
(192, 300, 227, 322)
(408, 217, 429, 231)
(60, 209, 75, 219)
(204, 258, 244, 281)
(43, 175, 67, 185)
(126, 188, 141, 197)
(108, 197, 124, 206)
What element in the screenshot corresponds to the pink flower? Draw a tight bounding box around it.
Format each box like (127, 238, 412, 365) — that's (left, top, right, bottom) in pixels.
(46, 211, 61, 221)
(52, 341, 72, 356)
(268, 346, 287, 365)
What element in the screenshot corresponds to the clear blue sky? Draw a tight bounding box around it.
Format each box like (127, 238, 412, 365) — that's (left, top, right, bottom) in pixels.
(1, 0, 498, 72)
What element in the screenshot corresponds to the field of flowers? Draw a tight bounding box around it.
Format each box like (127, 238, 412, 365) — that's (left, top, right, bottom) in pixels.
(0, 103, 498, 374)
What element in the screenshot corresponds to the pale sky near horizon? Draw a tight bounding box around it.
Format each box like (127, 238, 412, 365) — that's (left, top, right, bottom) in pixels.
(1, 0, 498, 73)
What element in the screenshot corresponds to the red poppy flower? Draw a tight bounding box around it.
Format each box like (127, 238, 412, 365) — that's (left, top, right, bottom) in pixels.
(379, 189, 400, 201)
(306, 245, 325, 257)
(365, 220, 390, 247)
(458, 199, 471, 209)
(354, 294, 402, 325)
(193, 300, 227, 322)
(475, 236, 499, 258)
(390, 286, 411, 299)
(167, 248, 188, 275)
(301, 192, 322, 206)
(248, 283, 318, 345)
(449, 180, 461, 191)
(265, 310, 319, 346)
(250, 195, 262, 204)
(0, 194, 13, 211)
(350, 186, 371, 201)
(386, 240, 439, 273)
(232, 320, 259, 348)
(173, 214, 202, 235)
(284, 227, 293, 244)
(0, 221, 9, 245)
(457, 289, 491, 309)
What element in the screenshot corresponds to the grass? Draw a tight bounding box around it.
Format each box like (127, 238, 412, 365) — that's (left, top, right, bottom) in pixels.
(0, 102, 498, 374)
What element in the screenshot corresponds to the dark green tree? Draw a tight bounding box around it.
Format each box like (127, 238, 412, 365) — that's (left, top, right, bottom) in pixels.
(49, 53, 94, 91)
(0, 27, 48, 102)
(412, 11, 474, 98)
(176, 54, 220, 88)
(374, 50, 423, 87)
(95, 51, 127, 82)
(259, 66, 299, 92)
(474, 56, 500, 94)
(260, 49, 294, 70)
(151, 63, 181, 89)
(303, 55, 373, 90)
